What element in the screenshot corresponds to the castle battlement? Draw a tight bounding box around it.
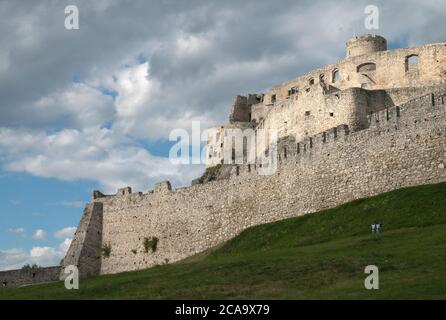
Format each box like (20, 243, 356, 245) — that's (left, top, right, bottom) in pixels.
(49, 36, 446, 282)
(63, 84, 446, 278)
(89, 89, 446, 208)
(206, 35, 446, 168)
(2, 34, 445, 289)
(231, 90, 446, 179)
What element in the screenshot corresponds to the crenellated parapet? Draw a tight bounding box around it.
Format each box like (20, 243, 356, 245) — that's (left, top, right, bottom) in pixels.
(56, 87, 446, 278)
(6, 36, 446, 287)
(206, 35, 446, 169)
(91, 89, 446, 206)
(60, 40, 446, 279)
(270, 89, 446, 164)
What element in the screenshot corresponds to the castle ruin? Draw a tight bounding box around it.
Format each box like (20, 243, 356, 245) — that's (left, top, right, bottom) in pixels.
(207, 35, 446, 166)
(2, 34, 446, 287)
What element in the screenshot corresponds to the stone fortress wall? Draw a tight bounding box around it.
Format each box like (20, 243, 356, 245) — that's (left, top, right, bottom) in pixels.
(65, 88, 446, 276)
(2, 35, 446, 286)
(1, 203, 103, 287)
(0, 267, 61, 288)
(60, 35, 446, 276)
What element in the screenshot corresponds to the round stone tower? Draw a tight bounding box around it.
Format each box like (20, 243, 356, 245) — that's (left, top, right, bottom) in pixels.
(346, 34, 387, 58)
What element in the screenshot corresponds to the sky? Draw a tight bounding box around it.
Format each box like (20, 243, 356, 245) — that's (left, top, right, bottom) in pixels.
(0, 0, 445, 271)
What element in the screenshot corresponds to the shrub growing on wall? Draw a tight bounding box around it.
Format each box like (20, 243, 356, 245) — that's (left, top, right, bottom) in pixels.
(197, 164, 223, 183)
(22, 264, 39, 270)
(143, 237, 159, 253)
(102, 243, 112, 258)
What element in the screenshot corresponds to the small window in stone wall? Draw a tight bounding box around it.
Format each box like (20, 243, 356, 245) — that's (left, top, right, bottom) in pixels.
(271, 94, 276, 104)
(305, 111, 311, 116)
(405, 54, 419, 72)
(332, 69, 340, 83)
(329, 112, 334, 117)
(357, 62, 376, 73)
(2, 281, 7, 287)
(289, 86, 299, 95)
(309, 78, 315, 85)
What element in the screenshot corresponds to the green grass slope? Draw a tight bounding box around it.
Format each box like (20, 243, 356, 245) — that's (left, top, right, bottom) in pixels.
(2, 182, 446, 300)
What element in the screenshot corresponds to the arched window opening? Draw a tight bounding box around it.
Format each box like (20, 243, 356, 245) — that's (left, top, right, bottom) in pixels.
(309, 78, 315, 86)
(357, 62, 376, 73)
(405, 54, 419, 72)
(332, 69, 340, 83)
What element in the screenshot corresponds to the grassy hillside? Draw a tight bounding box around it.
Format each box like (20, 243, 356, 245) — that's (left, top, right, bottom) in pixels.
(2, 182, 446, 300)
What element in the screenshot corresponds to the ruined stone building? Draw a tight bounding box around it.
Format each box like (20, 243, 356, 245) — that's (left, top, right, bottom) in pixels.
(207, 35, 446, 166)
(1, 35, 446, 287)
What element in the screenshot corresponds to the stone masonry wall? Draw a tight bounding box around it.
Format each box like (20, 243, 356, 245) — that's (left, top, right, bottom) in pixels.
(61, 202, 103, 278)
(0, 267, 61, 288)
(264, 42, 446, 104)
(207, 38, 446, 167)
(83, 90, 446, 275)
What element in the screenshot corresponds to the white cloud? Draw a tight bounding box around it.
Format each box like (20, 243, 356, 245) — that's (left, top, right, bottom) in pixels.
(33, 83, 115, 129)
(0, 238, 72, 271)
(32, 229, 47, 240)
(30, 246, 54, 258)
(104, 61, 218, 141)
(58, 238, 73, 253)
(0, 126, 204, 193)
(8, 228, 25, 236)
(0, 249, 29, 271)
(113, 62, 158, 119)
(175, 32, 213, 56)
(54, 227, 76, 239)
